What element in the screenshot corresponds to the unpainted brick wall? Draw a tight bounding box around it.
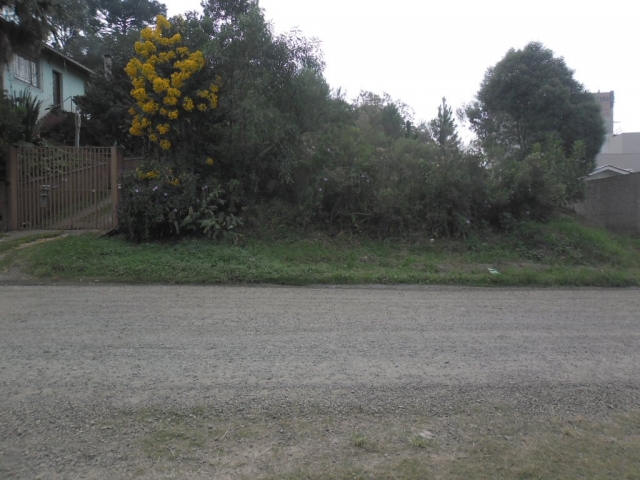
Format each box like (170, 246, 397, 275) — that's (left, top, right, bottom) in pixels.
(575, 173, 640, 235)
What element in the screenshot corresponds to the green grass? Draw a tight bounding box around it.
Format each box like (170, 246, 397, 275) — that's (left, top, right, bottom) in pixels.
(2, 217, 640, 286)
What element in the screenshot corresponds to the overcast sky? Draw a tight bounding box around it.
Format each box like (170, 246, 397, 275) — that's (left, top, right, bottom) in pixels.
(164, 0, 640, 133)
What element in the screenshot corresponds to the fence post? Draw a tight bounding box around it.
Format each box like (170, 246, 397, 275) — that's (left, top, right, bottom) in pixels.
(110, 146, 123, 227)
(7, 146, 19, 231)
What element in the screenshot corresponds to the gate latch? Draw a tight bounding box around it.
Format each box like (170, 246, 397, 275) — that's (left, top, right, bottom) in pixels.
(40, 185, 50, 208)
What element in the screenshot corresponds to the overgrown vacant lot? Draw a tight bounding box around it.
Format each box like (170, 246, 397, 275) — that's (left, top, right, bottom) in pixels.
(1, 217, 640, 286)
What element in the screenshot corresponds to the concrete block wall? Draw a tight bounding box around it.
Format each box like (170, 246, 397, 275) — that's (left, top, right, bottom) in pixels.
(575, 172, 640, 235)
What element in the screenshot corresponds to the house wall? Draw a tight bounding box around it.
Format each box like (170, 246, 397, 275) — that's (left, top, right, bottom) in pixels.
(2, 52, 87, 119)
(575, 172, 640, 235)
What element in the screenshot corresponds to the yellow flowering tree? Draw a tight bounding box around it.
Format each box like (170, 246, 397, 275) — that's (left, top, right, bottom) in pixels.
(125, 15, 220, 158)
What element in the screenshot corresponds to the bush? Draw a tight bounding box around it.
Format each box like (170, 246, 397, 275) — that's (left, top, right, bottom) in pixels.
(117, 161, 242, 241)
(488, 140, 588, 223)
(0, 91, 27, 181)
(288, 127, 487, 237)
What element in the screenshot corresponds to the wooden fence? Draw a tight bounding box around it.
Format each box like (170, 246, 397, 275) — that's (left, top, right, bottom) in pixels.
(6, 146, 124, 231)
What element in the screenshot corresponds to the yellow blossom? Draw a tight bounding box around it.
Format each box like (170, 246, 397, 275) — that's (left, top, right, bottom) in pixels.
(141, 63, 157, 80)
(160, 139, 172, 150)
(163, 95, 178, 106)
(197, 103, 207, 112)
(131, 88, 148, 102)
(132, 78, 145, 90)
(130, 124, 143, 136)
(146, 54, 159, 67)
(182, 97, 194, 111)
(156, 15, 170, 31)
(167, 110, 179, 120)
(149, 134, 159, 143)
(124, 58, 142, 78)
(157, 123, 170, 135)
(206, 157, 215, 165)
(152, 77, 170, 93)
(142, 101, 158, 114)
(140, 28, 154, 41)
(134, 40, 156, 58)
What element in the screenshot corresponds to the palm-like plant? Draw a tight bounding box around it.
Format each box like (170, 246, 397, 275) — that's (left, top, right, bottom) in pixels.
(12, 89, 43, 141)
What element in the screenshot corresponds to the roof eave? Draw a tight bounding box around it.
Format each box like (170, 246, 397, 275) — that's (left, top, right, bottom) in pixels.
(42, 45, 94, 77)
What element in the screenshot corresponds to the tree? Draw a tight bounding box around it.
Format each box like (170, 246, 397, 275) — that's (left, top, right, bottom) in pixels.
(0, 0, 61, 62)
(125, 14, 218, 160)
(467, 42, 605, 164)
(93, 0, 166, 36)
(429, 97, 460, 150)
(48, 0, 98, 51)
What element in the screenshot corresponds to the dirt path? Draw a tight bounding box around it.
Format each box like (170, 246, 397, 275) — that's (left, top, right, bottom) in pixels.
(1, 285, 639, 478)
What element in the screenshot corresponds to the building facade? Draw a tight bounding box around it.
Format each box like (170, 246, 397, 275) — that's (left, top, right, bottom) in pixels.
(2, 46, 92, 119)
(590, 90, 640, 176)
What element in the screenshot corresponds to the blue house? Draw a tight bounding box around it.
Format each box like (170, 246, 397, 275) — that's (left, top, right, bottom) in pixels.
(2, 45, 93, 118)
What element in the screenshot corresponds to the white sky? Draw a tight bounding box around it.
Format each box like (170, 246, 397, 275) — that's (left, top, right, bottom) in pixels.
(165, 0, 640, 133)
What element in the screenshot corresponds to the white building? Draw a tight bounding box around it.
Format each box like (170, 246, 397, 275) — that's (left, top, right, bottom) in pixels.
(590, 91, 640, 177)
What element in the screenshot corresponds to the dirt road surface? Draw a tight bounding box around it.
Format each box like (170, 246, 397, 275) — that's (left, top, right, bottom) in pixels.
(1, 285, 639, 478)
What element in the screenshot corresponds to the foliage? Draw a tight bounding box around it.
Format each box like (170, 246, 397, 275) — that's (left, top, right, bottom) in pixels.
(93, 0, 166, 35)
(289, 101, 486, 237)
(467, 42, 605, 164)
(11, 89, 42, 141)
(117, 160, 241, 241)
(4, 218, 640, 286)
(0, 91, 26, 180)
(429, 97, 460, 150)
(45, 6, 608, 240)
(488, 140, 590, 222)
(125, 15, 219, 161)
(0, 0, 62, 62)
(184, 3, 330, 197)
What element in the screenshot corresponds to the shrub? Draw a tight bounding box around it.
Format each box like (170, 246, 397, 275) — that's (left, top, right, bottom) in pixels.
(289, 127, 487, 237)
(117, 161, 241, 241)
(488, 140, 586, 223)
(0, 92, 25, 181)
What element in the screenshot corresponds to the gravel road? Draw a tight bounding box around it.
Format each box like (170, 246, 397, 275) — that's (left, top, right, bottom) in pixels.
(1, 285, 640, 478)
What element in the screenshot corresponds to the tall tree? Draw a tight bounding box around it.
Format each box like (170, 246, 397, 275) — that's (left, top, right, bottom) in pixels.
(429, 97, 460, 150)
(93, 0, 166, 36)
(466, 42, 604, 163)
(48, 0, 98, 51)
(0, 0, 61, 62)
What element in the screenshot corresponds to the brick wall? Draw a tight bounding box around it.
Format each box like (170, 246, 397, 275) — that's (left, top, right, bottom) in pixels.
(575, 172, 640, 235)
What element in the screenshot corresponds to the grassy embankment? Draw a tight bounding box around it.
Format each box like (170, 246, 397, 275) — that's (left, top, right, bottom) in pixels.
(1, 217, 639, 286)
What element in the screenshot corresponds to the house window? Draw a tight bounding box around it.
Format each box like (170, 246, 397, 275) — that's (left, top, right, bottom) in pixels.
(13, 54, 40, 88)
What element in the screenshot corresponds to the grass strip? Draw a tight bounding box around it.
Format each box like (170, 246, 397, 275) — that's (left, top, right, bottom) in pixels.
(2, 218, 639, 286)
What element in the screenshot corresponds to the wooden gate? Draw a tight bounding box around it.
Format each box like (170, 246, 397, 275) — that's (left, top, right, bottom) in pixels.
(7, 146, 123, 230)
